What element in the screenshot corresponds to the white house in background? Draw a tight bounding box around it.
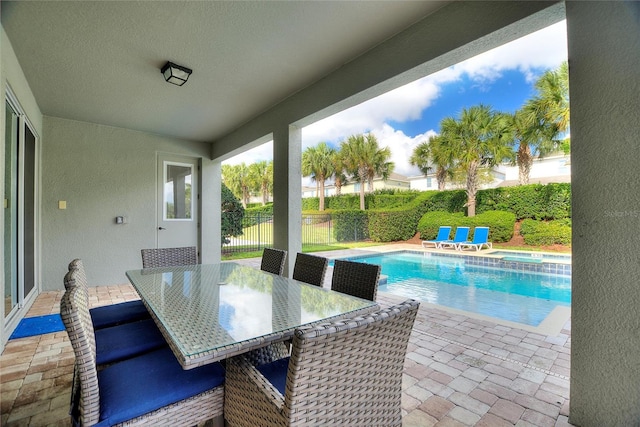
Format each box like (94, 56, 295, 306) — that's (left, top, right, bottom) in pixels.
(303, 173, 411, 198)
(408, 152, 571, 191)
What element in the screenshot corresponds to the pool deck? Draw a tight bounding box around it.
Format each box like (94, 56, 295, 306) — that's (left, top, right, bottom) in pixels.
(0, 244, 573, 426)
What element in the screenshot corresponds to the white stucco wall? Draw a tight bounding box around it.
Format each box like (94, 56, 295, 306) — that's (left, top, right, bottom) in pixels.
(567, 2, 640, 426)
(41, 117, 211, 289)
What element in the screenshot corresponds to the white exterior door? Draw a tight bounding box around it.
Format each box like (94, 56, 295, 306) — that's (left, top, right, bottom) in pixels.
(157, 155, 199, 253)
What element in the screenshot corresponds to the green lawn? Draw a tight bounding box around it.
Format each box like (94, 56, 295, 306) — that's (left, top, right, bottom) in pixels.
(222, 221, 381, 260)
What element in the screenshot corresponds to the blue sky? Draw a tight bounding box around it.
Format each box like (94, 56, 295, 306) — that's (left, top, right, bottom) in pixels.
(226, 20, 568, 180)
(389, 69, 536, 137)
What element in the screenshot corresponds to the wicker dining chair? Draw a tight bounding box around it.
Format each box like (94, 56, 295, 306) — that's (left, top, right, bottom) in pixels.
(224, 299, 420, 426)
(260, 248, 287, 275)
(63, 268, 166, 366)
(331, 259, 381, 301)
(68, 259, 150, 329)
(140, 246, 198, 268)
(60, 284, 225, 427)
(292, 253, 328, 287)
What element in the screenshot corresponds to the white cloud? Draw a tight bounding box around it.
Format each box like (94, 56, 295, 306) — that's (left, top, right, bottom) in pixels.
(225, 21, 568, 179)
(302, 77, 441, 149)
(453, 20, 568, 83)
(370, 124, 437, 178)
(223, 141, 273, 166)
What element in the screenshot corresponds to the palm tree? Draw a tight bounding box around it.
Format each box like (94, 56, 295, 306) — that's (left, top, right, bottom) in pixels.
(301, 142, 335, 211)
(248, 160, 273, 205)
(439, 105, 514, 216)
(515, 62, 570, 184)
(340, 133, 394, 210)
(367, 137, 394, 192)
(222, 163, 252, 208)
(330, 150, 348, 196)
(410, 135, 453, 190)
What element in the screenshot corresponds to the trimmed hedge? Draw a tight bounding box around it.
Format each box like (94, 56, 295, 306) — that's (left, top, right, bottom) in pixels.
(417, 210, 515, 243)
(366, 190, 467, 242)
(243, 204, 273, 227)
(302, 211, 332, 225)
(476, 183, 571, 220)
(368, 194, 420, 209)
(520, 218, 571, 245)
(333, 210, 369, 242)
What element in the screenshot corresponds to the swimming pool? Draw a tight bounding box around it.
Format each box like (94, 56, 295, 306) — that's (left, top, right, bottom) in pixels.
(335, 251, 571, 327)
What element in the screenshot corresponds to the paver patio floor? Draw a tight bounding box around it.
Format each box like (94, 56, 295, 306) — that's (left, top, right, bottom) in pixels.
(1, 246, 574, 426)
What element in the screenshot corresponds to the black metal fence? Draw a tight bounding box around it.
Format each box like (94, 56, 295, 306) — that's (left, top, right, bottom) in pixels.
(222, 212, 365, 255)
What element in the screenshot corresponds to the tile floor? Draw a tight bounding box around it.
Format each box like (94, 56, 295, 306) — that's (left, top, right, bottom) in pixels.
(1, 248, 574, 426)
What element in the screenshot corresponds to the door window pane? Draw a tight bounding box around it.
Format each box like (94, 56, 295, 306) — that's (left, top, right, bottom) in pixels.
(164, 163, 193, 220)
(4, 102, 18, 317)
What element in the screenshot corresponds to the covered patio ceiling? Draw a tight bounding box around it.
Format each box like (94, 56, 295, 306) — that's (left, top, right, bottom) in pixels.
(1, 1, 449, 143)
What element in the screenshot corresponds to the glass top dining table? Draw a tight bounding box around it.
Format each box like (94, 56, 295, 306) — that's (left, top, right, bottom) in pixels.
(126, 262, 378, 369)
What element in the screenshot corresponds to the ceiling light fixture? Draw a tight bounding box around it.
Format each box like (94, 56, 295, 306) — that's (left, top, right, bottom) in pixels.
(161, 61, 192, 86)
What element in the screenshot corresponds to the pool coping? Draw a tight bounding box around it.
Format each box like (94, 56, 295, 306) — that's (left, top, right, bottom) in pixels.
(323, 244, 572, 335)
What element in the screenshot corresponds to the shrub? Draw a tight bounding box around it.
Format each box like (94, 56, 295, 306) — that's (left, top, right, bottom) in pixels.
(333, 210, 369, 242)
(302, 210, 332, 225)
(520, 219, 572, 245)
(327, 194, 361, 210)
(302, 198, 319, 211)
(476, 183, 571, 220)
(243, 204, 273, 227)
(367, 190, 467, 242)
(417, 210, 515, 243)
(368, 194, 419, 209)
(221, 183, 244, 244)
(470, 211, 516, 242)
(417, 211, 466, 240)
(367, 207, 421, 242)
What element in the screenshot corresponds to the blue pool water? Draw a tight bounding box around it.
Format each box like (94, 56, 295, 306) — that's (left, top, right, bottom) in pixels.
(336, 251, 571, 326)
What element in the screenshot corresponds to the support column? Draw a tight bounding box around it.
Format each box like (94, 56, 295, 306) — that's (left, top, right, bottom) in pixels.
(272, 125, 302, 277)
(567, 2, 640, 426)
(200, 158, 221, 264)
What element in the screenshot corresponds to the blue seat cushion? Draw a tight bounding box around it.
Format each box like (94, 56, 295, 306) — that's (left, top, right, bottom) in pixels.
(90, 300, 150, 330)
(95, 319, 167, 365)
(256, 357, 290, 395)
(95, 347, 225, 427)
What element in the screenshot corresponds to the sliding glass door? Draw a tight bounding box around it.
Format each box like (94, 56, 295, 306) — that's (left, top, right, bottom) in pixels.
(4, 96, 37, 320)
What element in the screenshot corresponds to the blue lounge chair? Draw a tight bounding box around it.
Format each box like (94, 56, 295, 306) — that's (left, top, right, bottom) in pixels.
(421, 226, 451, 249)
(439, 226, 470, 249)
(457, 226, 493, 251)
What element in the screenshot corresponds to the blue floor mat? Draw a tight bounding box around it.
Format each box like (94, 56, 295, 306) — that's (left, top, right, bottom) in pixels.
(9, 314, 65, 339)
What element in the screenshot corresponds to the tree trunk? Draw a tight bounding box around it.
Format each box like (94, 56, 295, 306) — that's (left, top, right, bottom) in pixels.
(358, 168, 367, 210)
(466, 161, 479, 217)
(319, 179, 325, 211)
(262, 184, 268, 205)
(242, 186, 249, 208)
(437, 167, 447, 190)
(517, 143, 533, 185)
(335, 179, 342, 196)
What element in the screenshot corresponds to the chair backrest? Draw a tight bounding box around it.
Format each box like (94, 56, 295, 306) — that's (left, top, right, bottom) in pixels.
(61, 270, 101, 426)
(292, 253, 328, 287)
(285, 299, 420, 425)
(472, 226, 489, 243)
(66, 258, 90, 305)
(331, 259, 380, 301)
(260, 248, 287, 275)
(141, 246, 197, 268)
(435, 226, 451, 241)
(452, 226, 470, 243)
